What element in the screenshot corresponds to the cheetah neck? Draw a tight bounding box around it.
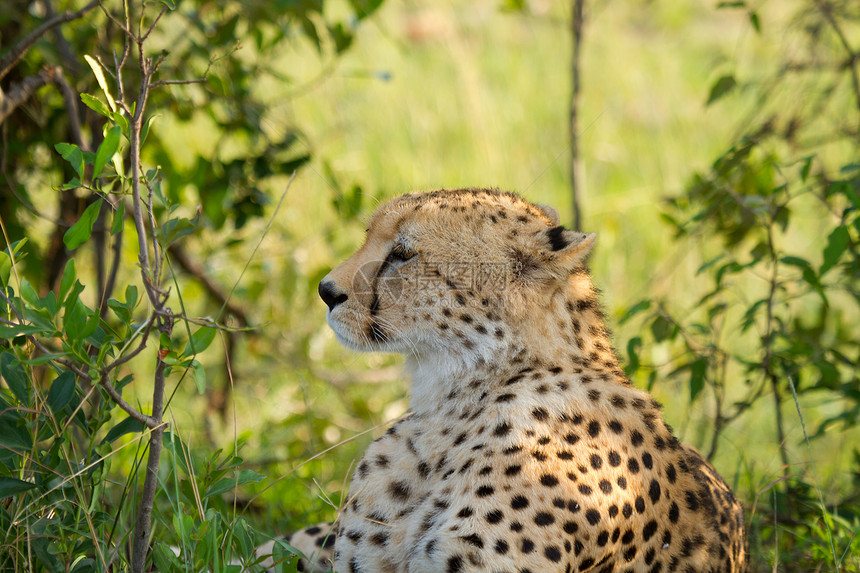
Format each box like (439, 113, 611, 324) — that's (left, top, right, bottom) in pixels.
(406, 270, 626, 414)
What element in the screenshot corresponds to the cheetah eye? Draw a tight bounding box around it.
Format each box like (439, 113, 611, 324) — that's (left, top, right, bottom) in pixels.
(390, 244, 417, 262)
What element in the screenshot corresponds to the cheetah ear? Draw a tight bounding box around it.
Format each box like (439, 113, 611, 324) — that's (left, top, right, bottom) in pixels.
(536, 204, 560, 226)
(546, 227, 596, 267)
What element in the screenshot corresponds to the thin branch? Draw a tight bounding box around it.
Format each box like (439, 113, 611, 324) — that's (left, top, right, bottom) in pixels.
(131, 356, 167, 570)
(41, 0, 83, 75)
(98, 372, 159, 430)
(0, 69, 53, 125)
(149, 77, 207, 88)
(0, 0, 98, 82)
(141, 5, 169, 42)
(103, 317, 155, 373)
(51, 68, 89, 151)
(114, 44, 131, 106)
(813, 0, 860, 121)
(762, 221, 790, 478)
(99, 199, 125, 318)
(569, 0, 585, 231)
(128, 68, 153, 289)
(97, 0, 135, 40)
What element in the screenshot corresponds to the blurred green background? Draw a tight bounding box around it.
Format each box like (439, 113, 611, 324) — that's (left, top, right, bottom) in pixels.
(1, 0, 858, 570)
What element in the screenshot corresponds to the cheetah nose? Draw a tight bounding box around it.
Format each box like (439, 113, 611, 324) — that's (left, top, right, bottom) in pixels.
(319, 280, 348, 311)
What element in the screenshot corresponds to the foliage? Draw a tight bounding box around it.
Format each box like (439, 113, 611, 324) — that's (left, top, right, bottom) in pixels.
(0, 0, 382, 571)
(2, 0, 859, 571)
(622, 0, 860, 569)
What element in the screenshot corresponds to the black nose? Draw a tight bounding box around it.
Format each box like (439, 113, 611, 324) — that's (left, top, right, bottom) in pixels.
(319, 280, 348, 311)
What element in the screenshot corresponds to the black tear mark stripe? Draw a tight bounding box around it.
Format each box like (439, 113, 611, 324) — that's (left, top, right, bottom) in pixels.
(368, 249, 400, 341)
(369, 251, 397, 313)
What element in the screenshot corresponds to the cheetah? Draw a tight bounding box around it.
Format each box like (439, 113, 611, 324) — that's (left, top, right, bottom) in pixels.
(291, 189, 747, 572)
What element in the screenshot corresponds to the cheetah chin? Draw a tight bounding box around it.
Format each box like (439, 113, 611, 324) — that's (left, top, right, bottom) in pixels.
(287, 189, 748, 573)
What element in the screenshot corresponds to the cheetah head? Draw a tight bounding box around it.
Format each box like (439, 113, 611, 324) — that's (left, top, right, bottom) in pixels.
(318, 189, 595, 388)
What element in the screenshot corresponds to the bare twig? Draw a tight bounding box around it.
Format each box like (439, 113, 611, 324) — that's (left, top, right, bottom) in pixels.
(98, 199, 125, 318)
(98, 372, 160, 430)
(141, 5, 169, 42)
(813, 0, 860, 123)
(41, 0, 83, 75)
(569, 0, 585, 231)
(51, 68, 89, 151)
(762, 221, 790, 478)
(149, 77, 207, 88)
(131, 354, 167, 570)
(0, 69, 53, 125)
(97, 0, 135, 39)
(0, 0, 98, 82)
(113, 7, 177, 571)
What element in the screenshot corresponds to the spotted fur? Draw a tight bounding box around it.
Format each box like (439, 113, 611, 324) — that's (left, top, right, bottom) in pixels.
(307, 189, 747, 572)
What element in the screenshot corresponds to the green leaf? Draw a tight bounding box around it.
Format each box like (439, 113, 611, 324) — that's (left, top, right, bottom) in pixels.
(59, 259, 77, 304)
(619, 300, 651, 325)
(706, 75, 737, 106)
(689, 358, 707, 401)
(47, 371, 76, 414)
(18, 279, 41, 310)
(63, 200, 103, 250)
(106, 299, 130, 323)
(64, 299, 94, 341)
(748, 10, 760, 33)
(0, 477, 38, 498)
(0, 416, 33, 450)
(183, 325, 216, 357)
(799, 156, 814, 183)
(0, 253, 10, 288)
(650, 315, 675, 342)
(0, 324, 48, 338)
(140, 114, 157, 146)
(500, 0, 527, 11)
(625, 336, 642, 376)
(111, 200, 125, 235)
(272, 538, 304, 564)
(1, 352, 29, 405)
(101, 416, 144, 444)
(80, 93, 111, 118)
(205, 469, 266, 499)
(84, 55, 116, 112)
(191, 359, 206, 394)
(781, 255, 822, 290)
(54, 142, 85, 178)
(125, 284, 138, 309)
(0, 240, 27, 288)
(58, 177, 82, 191)
(157, 214, 199, 248)
(820, 225, 850, 276)
(93, 125, 121, 179)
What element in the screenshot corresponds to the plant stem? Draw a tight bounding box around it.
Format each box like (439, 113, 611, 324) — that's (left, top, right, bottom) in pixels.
(131, 358, 167, 572)
(569, 0, 585, 231)
(763, 223, 790, 477)
(0, 0, 98, 82)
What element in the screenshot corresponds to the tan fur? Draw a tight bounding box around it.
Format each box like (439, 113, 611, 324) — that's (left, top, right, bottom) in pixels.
(308, 189, 748, 572)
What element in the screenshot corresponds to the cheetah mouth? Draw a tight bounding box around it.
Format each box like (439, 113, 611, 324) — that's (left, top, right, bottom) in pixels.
(327, 310, 412, 354)
(326, 312, 382, 352)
